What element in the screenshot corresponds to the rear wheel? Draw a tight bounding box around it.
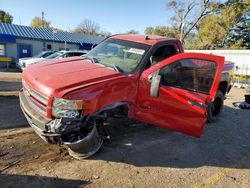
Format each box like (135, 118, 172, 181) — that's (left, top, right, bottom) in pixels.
(207, 91, 224, 123)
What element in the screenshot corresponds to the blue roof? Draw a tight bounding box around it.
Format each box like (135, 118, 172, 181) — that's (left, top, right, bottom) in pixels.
(0, 23, 105, 44)
(0, 33, 16, 43)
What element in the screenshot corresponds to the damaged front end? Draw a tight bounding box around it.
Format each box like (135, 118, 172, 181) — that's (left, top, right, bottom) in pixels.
(45, 117, 84, 144)
(19, 89, 104, 159)
(47, 117, 103, 159)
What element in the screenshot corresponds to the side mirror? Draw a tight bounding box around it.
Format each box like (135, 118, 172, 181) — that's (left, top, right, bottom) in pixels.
(150, 74, 161, 97)
(150, 56, 153, 65)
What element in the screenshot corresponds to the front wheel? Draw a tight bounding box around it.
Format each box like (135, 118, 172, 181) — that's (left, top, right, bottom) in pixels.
(207, 91, 224, 123)
(64, 121, 104, 160)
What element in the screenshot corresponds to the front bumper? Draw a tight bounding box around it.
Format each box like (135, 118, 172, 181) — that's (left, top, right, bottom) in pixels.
(19, 90, 83, 144)
(16, 62, 25, 70)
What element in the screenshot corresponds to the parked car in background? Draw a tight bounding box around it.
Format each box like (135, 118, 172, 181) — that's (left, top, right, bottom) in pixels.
(17, 51, 55, 70)
(18, 50, 88, 70)
(45, 50, 88, 60)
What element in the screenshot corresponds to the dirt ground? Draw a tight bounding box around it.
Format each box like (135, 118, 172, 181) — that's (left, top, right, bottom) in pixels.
(0, 74, 249, 188)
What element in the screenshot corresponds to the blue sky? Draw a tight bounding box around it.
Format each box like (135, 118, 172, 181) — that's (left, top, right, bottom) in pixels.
(0, 0, 172, 34)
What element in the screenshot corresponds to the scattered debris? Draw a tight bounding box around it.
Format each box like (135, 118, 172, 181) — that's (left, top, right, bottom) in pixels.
(33, 155, 40, 159)
(124, 143, 132, 147)
(31, 141, 37, 144)
(9, 145, 15, 149)
(58, 147, 69, 157)
(233, 101, 250, 109)
(232, 94, 250, 109)
(93, 175, 100, 179)
(6, 136, 14, 139)
(0, 151, 9, 157)
(0, 160, 20, 173)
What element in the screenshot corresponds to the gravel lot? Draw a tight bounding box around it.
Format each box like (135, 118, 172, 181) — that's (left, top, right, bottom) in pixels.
(0, 74, 249, 188)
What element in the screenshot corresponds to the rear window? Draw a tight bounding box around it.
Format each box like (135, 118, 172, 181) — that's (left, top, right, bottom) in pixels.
(74, 52, 85, 56)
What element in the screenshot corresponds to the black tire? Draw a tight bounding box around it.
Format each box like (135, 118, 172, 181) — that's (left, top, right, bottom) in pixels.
(64, 123, 103, 160)
(207, 90, 224, 123)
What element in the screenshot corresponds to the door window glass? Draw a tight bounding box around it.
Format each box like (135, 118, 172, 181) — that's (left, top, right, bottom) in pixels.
(151, 45, 178, 65)
(159, 58, 217, 94)
(64, 52, 74, 57)
(74, 52, 84, 56)
(145, 44, 178, 69)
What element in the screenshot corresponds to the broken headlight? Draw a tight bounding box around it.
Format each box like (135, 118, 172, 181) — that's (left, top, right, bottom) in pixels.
(52, 98, 84, 118)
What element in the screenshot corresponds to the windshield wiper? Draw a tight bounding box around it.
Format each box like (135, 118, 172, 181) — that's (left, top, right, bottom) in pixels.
(102, 63, 125, 73)
(82, 56, 99, 64)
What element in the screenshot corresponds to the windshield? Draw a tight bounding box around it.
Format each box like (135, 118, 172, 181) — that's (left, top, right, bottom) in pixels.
(45, 52, 63, 59)
(86, 38, 150, 73)
(34, 52, 45, 58)
(34, 52, 53, 58)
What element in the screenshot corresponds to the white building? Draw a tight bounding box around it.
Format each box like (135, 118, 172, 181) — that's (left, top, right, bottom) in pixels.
(186, 50, 250, 76)
(0, 23, 104, 67)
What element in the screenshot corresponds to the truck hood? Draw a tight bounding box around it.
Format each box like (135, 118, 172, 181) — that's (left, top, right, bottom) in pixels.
(23, 57, 124, 98)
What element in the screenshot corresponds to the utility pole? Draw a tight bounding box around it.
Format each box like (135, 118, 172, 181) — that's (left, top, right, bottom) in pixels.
(19, 16, 21, 25)
(52, 29, 57, 51)
(42, 12, 44, 28)
(53, 30, 55, 51)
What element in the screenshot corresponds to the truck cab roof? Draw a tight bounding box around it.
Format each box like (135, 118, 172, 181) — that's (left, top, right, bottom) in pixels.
(111, 34, 178, 46)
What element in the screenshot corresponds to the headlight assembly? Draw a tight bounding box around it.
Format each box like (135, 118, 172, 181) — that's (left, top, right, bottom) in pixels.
(52, 98, 84, 118)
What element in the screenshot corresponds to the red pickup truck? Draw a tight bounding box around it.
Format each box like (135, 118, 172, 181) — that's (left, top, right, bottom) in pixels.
(20, 35, 234, 159)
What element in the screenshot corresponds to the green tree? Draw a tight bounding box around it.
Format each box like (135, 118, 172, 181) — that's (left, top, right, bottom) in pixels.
(144, 27, 154, 35)
(127, 29, 139, 34)
(74, 19, 100, 35)
(31, 16, 51, 28)
(197, 0, 250, 49)
(227, 9, 250, 49)
(197, 14, 226, 49)
(154, 26, 178, 38)
(0, 10, 13, 23)
(184, 32, 202, 49)
(99, 31, 112, 37)
(144, 26, 179, 38)
(51, 27, 63, 32)
(166, 0, 213, 42)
